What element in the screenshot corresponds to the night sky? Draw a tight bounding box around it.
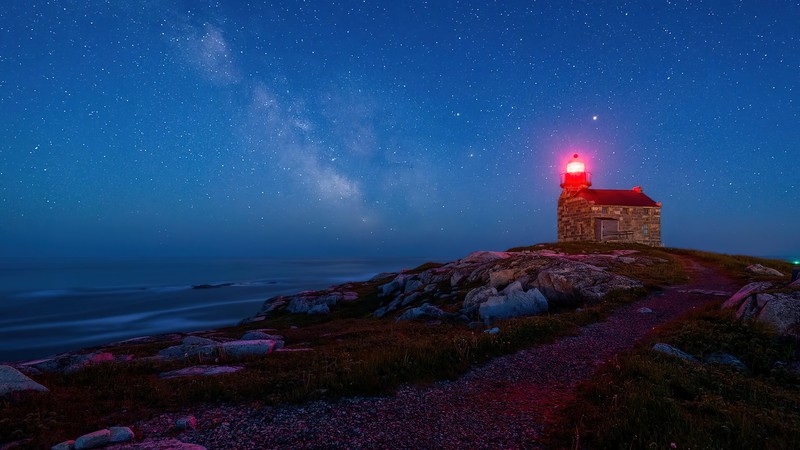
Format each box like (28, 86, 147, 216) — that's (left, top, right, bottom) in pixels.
(2, 1, 798, 260)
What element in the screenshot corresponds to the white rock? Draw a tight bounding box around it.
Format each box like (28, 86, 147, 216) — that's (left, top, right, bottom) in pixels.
(74, 429, 111, 449)
(638, 307, 653, 314)
(0, 365, 49, 396)
(109, 426, 134, 443)
(484, 327, 500, 334)
(745, 264, 783, 276)
(307, 303, 330, 315)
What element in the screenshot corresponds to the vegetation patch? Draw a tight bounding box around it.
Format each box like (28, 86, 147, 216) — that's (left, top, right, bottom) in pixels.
(551, 303, 800, 449)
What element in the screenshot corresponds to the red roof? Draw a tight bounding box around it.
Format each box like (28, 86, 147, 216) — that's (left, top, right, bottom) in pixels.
(577, 188, 660, 207)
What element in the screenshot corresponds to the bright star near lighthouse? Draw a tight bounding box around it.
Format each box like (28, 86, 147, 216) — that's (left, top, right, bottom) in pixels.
(592, 115, 598, 121)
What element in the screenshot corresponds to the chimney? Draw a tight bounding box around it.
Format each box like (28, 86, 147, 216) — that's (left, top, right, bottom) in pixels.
(632, 186, 642, 193)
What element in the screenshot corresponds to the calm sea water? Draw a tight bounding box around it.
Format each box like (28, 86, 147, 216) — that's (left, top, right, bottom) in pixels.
(0, 257, 432, 362)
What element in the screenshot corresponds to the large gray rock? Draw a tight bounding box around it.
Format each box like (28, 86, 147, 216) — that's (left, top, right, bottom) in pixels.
(396, 304, 452, 321)
(287, 294, 337, 314)
(379, 274, 412, 297)
(745, 264, 783, 277)
(74, 429, 111, 449)
(462, 286, 498, 314)
(219, 340, 278, 359)
(109, 427, 134, 443)
(157, 336, 218, 360)
(240, 330, 285, 349)
(461, 251, 511, 264)
(489, 269, 516, 288)
(51, 440, 75, 450)
(721, 282, 775, 310)
(704, 352, 747, 371)
(652, 343, 698, 362)
(0, 365, 48, 396)
(478, 288, 548, 321)
(757, 293, 800, 337)
(534, 261, 640, 305)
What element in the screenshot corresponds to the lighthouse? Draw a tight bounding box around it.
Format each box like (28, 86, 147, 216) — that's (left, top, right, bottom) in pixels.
(557, 154, 663, 246)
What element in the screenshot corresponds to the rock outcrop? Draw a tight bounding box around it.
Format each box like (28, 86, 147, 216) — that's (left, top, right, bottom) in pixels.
(745, 264, 784, 277)
(244, 248, 648, 324)
(0, 365, 48, 396)
(722, 282, 800, 338)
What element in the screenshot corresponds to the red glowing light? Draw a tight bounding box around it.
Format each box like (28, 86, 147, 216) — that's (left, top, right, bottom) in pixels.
(566, 153, 585, 173)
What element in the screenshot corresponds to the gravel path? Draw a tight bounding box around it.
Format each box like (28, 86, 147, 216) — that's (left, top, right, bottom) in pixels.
(140, 256, 738, 449)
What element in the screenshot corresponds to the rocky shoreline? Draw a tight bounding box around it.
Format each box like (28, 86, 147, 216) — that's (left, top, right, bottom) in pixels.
(1, 247, 796, 449)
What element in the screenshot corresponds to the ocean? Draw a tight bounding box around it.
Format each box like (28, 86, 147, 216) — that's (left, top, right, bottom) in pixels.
(0, 257, 433, 363)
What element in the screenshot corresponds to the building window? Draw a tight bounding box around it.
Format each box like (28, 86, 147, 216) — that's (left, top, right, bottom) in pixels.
(643, 224, 649, 236)
(601, 207, 608, 214)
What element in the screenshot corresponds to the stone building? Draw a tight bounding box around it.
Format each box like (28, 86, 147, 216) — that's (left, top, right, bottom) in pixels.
(557, 154, 662, 246)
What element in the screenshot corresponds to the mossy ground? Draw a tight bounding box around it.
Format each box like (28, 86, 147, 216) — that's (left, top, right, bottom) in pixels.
(549, 305, 800, 450)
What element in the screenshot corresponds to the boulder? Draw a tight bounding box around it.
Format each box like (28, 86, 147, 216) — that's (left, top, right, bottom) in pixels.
(396, 304, 452, 321)
(157, 336, 218, 360)
(0, 365, 48, 396)
(462, 286, 498, 315)
(535, 261, 640, 305)
(404, 279, 423, 293)
(638, 307, 653, 314)
(287, 295, 332, 314)
(745, 264, 783, 277)
(489, 269, 516, 288)
(461, 251, 510, 264)
(652, 343, 698, 362)
(74, 429, 111, 450)
(159, 365, 243, 379)
(51, 440, 75, 450)
(219, 340, 277, 359)
(721, 282, 775, 310)
(756, 293, 800, 337)
(307, 304, 331, 315)
(704, 352, 747, 371)
(175, 415, 197, 430)
(109, 427, 135, 443)
(484, 327, 500, 334)
(240, 331, 285, 349)
(379, 274, 412, 297)
(478, 288, 548, 321)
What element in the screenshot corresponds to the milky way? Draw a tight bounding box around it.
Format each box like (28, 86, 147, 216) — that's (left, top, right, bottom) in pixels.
(1, 1, 798, 259)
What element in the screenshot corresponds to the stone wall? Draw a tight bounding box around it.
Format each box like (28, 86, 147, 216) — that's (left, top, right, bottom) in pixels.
(557, 191, 594, 242)
(557, 190, 663, 247)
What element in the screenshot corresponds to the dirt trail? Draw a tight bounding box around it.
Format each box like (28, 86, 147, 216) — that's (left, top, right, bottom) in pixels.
(157, 256, 740, 449)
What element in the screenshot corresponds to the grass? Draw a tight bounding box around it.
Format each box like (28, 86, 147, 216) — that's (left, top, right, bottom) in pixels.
(0, 243, 708, 447)
(670, 248, 794, 282)
(550, 303, 800, 449)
